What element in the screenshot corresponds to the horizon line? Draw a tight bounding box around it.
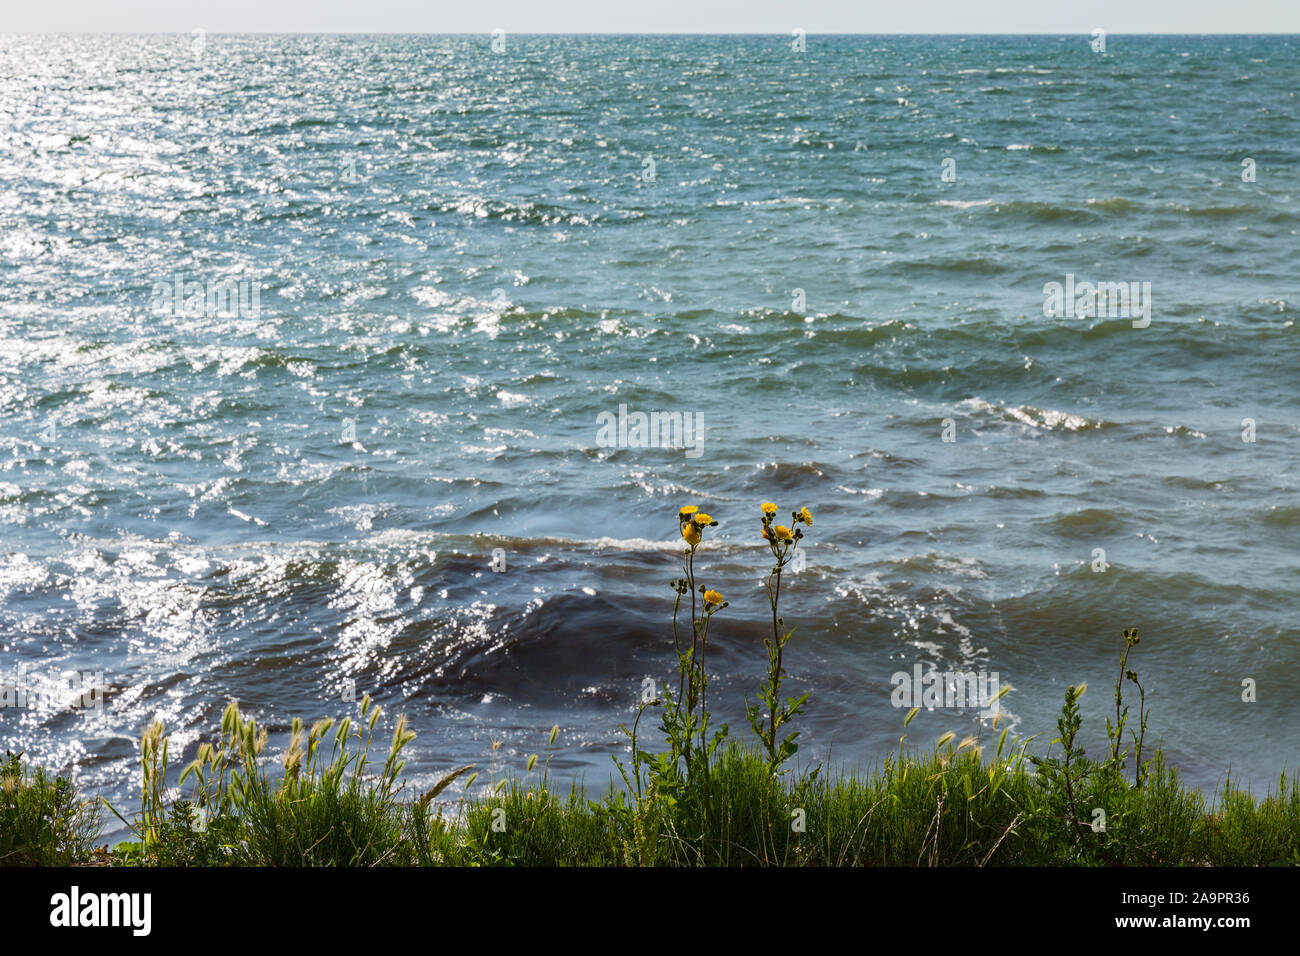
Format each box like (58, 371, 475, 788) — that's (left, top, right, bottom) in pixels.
(6, 30, 1300, 37)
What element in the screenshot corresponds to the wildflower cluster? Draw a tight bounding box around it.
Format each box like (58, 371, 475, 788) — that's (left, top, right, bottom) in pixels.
(760, 502, 811, 547)
(658, 507, 729, 790)
(751, 502, 814, 773)
(677, 505, 717, 548)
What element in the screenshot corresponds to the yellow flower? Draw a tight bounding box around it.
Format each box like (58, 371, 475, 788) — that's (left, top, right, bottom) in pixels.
(703, 589, 724, 605)
(799, 506, 812, 526)
(761, 501, 778, 515)
(693, 512, 714, 526)
(682, 523, 701, 546)
(679, 506, 699, 518)
(774, 525, 793, 541)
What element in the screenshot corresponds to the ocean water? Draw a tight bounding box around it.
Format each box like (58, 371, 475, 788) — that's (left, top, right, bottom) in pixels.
(1, 34, 1297, 829)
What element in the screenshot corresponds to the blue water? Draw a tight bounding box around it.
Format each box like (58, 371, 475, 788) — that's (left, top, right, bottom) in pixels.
(1, 34, 1297, 827)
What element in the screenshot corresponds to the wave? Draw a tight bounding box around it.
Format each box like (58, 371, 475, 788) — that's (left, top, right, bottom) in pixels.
(1049, 508, 1129, 537)
(955, 398, 1116, 432)
(429, 195, 612, 227)
(1167, 202, 1261, 217)
(981, 199, 1101, 223)
(1256, 505, 1300, 528)
(1084, 196, 1139, 212)
(885, 552, 989, 579)
(893, 256, 1009, 276)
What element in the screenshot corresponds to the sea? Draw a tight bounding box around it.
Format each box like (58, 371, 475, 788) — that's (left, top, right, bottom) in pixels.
(0, 33, 1296, 834)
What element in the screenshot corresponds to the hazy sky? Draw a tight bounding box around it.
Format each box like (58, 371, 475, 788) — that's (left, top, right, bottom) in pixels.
(9, 0, 1300, 34)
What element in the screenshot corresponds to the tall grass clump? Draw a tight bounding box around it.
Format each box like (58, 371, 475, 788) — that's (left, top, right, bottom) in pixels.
(0, 750, 100, 866)
(1196, 771, 1300, 866)
(107, 694, 473, 866)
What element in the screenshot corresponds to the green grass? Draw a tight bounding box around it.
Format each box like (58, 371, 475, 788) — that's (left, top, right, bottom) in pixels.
(0, 750, 101, 866)
(4, 716, 1298, 867)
